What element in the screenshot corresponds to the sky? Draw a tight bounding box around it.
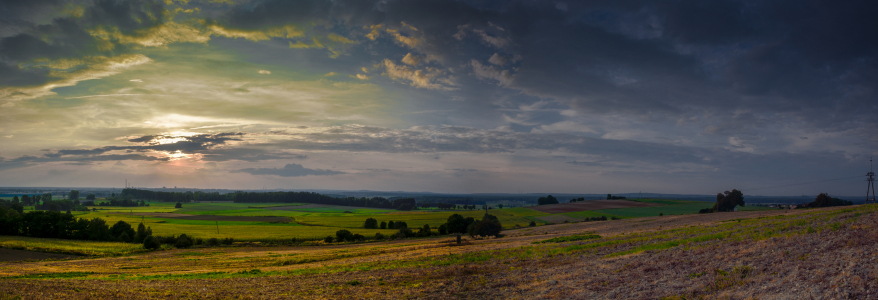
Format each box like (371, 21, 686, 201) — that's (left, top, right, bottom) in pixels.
(0, 0, 875, 196)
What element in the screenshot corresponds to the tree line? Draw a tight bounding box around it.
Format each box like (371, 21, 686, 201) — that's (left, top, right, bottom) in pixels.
(120, 189, 419, 210)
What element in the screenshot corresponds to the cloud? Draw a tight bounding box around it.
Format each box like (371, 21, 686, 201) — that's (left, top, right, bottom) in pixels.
(488, 53, 508, 66)
(355, 74, 370, 80)
(234, 163, 344, 177)
(401, 53, 422, 66)
(1, 54, 152, 102)
(382, 59, 456, 90)
(258, 70, 271, 74)
(470, 60, 513, 86)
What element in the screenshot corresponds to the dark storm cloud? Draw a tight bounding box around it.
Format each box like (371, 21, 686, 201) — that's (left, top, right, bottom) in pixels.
(16, 132, 244, 164)
(234, 163, 344, 177)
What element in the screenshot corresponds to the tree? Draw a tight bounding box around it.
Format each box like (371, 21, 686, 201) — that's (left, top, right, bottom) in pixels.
(364, 218, 378, 229)
(395, 221, 408, 229)
(87, 218, 110, 241)
(324, 236, 334, 243)
(537, 195, 559, 205)
(438, 224, 448, 235)
(86, 194, 96, 200)
(388, 221, 395, 229)
(380, 221, 387, 229)
(68, 190, 79, 200)
(712, 189, 745, 212)
(809, 193, 852, 208)
(135, 222, 148, 243)
(174, 202, 182, 208)
(336, 229, 353, 242)
(175, 234, 193, 248)
(497, 204, 504, 209)
(143, 236, 160, 250)
(445, 214, 470, 234)
(417, 224, 432, 237)
(110, 220, 135, 242)
(468, 214, 502, 237)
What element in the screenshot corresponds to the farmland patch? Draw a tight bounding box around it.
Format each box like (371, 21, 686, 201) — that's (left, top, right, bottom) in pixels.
(527, 200, 659, 213)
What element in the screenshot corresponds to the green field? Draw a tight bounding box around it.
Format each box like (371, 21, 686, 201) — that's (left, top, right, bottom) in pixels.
(0, 198, 774, 256)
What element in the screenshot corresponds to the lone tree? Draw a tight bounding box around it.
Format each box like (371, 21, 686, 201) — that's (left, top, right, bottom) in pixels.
(174, 202, 182, 208)
(537, 195, 559, 205)
(364, 218, 378, 229)
(809, 193, 853, 208)
(713, 189, 745, 212)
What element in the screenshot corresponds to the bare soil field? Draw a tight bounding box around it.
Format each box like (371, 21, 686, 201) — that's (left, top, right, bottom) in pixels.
(0, 249, 78, 262)
(2, 205, 876, 299)
(118, 212, 291, 222)
(527, 199, 659, 213)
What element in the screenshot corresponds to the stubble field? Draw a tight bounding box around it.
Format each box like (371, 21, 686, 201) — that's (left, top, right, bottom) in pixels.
(0, 203, 874, 299)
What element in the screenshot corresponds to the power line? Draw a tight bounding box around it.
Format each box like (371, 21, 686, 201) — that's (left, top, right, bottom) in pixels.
(747, 175, 863, 191)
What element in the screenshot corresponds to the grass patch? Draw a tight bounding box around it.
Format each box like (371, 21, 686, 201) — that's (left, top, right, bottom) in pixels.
(535, 234, 601, 244)
(0, 236, 147, 257)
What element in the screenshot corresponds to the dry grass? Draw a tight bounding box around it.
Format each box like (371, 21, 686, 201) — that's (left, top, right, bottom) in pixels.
(1, 204, 876, 299)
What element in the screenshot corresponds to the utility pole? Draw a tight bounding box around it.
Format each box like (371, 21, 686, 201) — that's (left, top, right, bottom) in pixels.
(867, 158, 876, 204)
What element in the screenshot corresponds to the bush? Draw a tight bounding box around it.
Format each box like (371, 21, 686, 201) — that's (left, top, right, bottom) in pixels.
(438, 224, 448, 235)
(206, 238, 219, 246)
(374, 232, 385, 240)
(529, 220, 536, 227)
(175, 234, 193, 248)
(417, 224, 432, 237)
(388, 221, 395, 229)
(698, 208, 713, 214)
(336, 229, 353, 242)
(380, 221, 387, 229)
(364, 218, 378, 229)
(194, 238, 203, 245)
(221, 237, 234, 245)
(395, 221, 408, 229)
(351, 234, 364, 241)
(323, 236, 333, 243)
(175, 202, 182, 208)
(143, 236, 160, 250)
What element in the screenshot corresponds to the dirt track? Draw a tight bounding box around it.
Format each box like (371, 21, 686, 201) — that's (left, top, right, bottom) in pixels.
(526, 199, 659, 213)
(118, 212, 290, 222)
(0, 249, 77, 262)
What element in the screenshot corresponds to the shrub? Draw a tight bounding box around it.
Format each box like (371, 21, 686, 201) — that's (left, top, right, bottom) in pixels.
(438, 224, 448, 235)
(364, 218, 378, 229)
(175, 234, 193, 248)
(206, 238, 219, 246)
(323, 236, 333, 243)
(380, 221, 387, 229)
(194, 238, 203, 245)
(336, 229, 353, 242)
(221, 237, 234, 245)
(529, 220, 536, 227)
(417, 224, 432, 237)
(174, 202, 182, 208)
(388, 221, 395, 229)
(375, 232, 385, 240)
(143, 236, 160, 250)
(351, 234, 364, 241)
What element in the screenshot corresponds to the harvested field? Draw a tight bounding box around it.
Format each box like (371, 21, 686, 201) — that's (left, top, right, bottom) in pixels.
(118, 212, 291, 222)
(263, 204, 387, 212)
(2, 205, 875, 299)
(527, 199, 659, 213)
(0, 249, 78, 262)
